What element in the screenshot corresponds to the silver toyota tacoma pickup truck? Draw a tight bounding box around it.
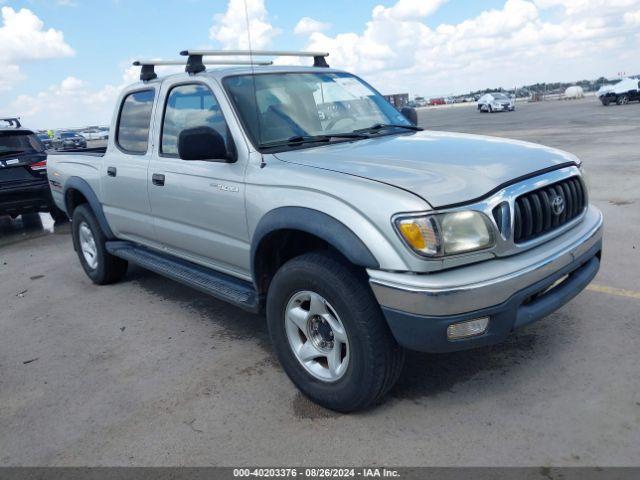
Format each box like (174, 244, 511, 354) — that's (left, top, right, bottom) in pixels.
(47, 50, 603, 412)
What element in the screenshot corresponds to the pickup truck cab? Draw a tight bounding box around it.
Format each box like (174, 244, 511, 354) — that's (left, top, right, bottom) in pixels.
(47, 51, 603, 412)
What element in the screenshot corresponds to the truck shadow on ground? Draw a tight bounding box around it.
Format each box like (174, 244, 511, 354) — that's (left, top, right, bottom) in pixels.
(122, 265, 568, 409)
(390, 331, 541, 402)
(125, 265, 273, 353)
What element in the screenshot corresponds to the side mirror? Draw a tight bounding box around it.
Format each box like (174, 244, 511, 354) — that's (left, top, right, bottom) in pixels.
(178, 126, 234, 162)
(400, 107, 418, 126)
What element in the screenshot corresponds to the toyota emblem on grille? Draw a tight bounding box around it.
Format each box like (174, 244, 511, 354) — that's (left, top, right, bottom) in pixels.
(551, 195, 565, 216)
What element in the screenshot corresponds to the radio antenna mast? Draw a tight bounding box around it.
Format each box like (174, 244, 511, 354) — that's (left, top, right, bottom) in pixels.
(243, 0, 265, 168)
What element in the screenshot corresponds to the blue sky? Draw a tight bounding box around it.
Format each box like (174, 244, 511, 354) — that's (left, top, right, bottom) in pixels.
(1, 0, 638, 128)
(3, 0, 505, 94)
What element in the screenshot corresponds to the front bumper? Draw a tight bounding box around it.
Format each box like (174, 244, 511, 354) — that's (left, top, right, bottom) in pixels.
(369, 206, 603, 352)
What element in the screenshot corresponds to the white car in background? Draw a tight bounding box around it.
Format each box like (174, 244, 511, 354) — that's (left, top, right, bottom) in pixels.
(80, 127, 110, 141)
(597, 78, 640, 106)
(477, 92, 515, 113)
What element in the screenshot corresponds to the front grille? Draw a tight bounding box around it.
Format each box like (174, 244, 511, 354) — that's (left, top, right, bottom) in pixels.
(514, 176, 586, 244)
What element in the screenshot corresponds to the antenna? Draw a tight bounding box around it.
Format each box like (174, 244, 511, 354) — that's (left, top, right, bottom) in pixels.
(180, 50, 331, 71)
(132, 59, 274, 81)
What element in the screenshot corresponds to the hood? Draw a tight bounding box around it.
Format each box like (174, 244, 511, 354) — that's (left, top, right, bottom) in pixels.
(274, 131, 579, 208)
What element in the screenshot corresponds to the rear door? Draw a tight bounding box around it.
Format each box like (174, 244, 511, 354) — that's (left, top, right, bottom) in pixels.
(147, 80, 250, 278)
(100, 88, 158, 245)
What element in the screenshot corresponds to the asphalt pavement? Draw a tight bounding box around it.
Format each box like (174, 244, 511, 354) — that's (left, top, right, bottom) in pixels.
(0, 96, 638, 466)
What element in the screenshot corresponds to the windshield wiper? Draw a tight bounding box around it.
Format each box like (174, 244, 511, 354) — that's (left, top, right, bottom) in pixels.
(354, 123, 423, 134)
(260, 133, 368, 149)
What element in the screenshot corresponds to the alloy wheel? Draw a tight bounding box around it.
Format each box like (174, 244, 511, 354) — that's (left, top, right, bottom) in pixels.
(284, 291, 350, 382)
(78, 221, 98, 269)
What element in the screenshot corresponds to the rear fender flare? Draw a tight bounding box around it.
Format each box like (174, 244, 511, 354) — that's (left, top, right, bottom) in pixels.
(63, 176, 115, 239)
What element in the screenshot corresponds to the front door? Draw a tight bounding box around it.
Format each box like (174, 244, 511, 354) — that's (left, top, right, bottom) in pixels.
(148, 82, 250, 279)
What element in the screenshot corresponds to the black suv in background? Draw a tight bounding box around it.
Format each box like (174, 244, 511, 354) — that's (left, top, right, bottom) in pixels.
(0, 118, 67, 222)
(52, 131, 87, 150)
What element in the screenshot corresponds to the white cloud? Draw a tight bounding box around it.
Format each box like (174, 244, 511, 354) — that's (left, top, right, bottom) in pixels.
(5, 0, 640, 129)
(209, 0, 280, 49)
(624, 9, 640, 25)
(4, 76, 119, 129)
(383, 0, 448, 20)
(303, 0, 640, 96)
(0, 61, 192, 129)
(0, 7, 74, 90)
(294, 17, 331, 35)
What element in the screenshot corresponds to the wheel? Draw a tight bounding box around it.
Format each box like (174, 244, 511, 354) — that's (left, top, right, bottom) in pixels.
(71, 204, 127, 285)
(617, 94, 629, 105)
(266, 252, 405, 412)
(601, 97, 610, 106)
(49, 205, 68, 223)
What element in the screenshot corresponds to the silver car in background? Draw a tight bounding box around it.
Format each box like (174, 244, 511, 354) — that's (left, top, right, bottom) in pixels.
(478, 92, 516, 112)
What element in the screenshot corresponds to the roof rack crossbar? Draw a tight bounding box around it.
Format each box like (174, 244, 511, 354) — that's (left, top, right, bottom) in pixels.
(180, 50, 331, 70)
(132, 59, 275, 81)
(0, 117, 21, 128)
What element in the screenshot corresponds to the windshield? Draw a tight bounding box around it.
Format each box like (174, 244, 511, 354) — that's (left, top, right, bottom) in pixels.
(61, 132, 77, 138)
(493, 93, 509, 100)
(0, 131, 44, 156)
(223, 72, 411, 148)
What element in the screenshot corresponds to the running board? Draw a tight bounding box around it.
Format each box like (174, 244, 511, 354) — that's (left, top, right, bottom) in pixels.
(106, 241, 260, 313)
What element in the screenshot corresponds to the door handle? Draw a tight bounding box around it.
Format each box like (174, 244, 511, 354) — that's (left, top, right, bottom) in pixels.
(107, 166, 117, 177)
(152, 173, 165, 186)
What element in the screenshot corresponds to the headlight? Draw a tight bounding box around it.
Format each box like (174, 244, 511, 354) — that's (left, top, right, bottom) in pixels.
(395, 211, 495, 257)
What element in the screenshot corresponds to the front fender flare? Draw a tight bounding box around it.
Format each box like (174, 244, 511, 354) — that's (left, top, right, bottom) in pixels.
(251, 207, 380, 280)
(63, 176, 115, 239)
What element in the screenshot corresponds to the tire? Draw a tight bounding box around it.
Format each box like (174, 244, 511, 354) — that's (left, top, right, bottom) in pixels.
(266, 251, 405, 412)
(71, 204, 127, 285)
(617, 94, 629, 105)
(488, 105, 493, 113)
(49, 205, 68, 223)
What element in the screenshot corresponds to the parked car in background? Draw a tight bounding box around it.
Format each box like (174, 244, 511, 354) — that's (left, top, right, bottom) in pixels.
(0, 118, 67, 222)
(597, 78, 640, 106)
(37, 132, 53, 150)
(429, 97, 445, 105)
(53, 131, 88, 150)
(47, 50, 602, 412)
(477, 92, 515, 112)
(81, 127, 110, 141)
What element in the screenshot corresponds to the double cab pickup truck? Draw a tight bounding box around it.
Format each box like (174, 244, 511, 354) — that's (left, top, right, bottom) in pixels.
(47, 50, 603, 412)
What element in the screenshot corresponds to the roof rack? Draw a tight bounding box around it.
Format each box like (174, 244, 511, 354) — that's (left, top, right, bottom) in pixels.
(132, 59, 275, 82)
(179, 50, 330, 74)
(0, 117, 21, 128)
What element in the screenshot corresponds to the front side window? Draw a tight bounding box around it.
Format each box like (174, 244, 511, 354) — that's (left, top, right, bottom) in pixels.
(117, 89, 155, 154)
(223, 72, 410, 148)
(161, 83, 230, 156)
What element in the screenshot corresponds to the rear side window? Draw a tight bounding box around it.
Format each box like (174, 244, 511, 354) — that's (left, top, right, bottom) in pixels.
(161, 83, 229, 156)
(117, 90, 155, 154)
